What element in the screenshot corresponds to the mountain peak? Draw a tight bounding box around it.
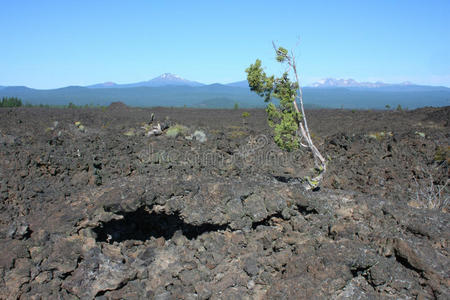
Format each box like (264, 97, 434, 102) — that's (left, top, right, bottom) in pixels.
(88, 74, 204, 88)
(311, 78, 370, 88)
(146, 73, 203, 87)
(87, 81, 118, 88)
(310, 78, 415, 88)
(156, 73, 182, 80)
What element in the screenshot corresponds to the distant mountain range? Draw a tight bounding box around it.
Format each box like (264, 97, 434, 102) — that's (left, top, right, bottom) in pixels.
(0, 75, 449, 109)
(223, 80, 249, 88)
(310, 78, 414, 88)
(88, 73, 204, 88)
(87, 74, 248, 89)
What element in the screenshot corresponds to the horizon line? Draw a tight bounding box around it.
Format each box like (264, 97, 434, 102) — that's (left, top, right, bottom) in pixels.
(2, 76, 450, 90)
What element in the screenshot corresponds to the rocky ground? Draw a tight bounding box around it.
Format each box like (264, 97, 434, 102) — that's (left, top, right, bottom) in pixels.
(0, 104, 449, 299)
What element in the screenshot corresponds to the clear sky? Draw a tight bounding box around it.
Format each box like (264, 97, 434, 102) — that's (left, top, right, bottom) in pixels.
(0, 0, 449, 89)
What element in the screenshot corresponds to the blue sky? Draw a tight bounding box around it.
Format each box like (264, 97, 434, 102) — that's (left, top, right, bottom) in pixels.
(0, 0, 449, 89)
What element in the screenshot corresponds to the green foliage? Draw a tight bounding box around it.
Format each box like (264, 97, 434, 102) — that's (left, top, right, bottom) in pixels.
(275, 47, 289, 62)
(234, 102, 239, 110)
(434, 146, 450, 164)
(166, 124, 188, 138)
(246, 59, 274, 102)
(385, 104, 391, 109)
(246, 52, 302, 151)
(68, 102, 78, 109)
(270, 107, 300, 151)
(0, 97, 22, 107)
(396, 104, 403, 111)
(242, 111, 250, 118)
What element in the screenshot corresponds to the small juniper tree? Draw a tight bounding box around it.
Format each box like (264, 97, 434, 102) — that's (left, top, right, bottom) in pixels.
(246, 43, 326, 188)
(242, 111, 250, 125)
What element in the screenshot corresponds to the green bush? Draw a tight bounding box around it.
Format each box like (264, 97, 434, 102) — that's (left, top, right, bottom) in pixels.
(0, 97, 22, 107)
(166, 124, 188, 138)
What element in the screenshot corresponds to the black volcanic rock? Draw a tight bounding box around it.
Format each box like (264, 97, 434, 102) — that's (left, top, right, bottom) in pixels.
(0, 106, 448, 299)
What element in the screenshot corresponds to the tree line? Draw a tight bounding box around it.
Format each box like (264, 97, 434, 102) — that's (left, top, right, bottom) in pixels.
(0, 97, 22, 107)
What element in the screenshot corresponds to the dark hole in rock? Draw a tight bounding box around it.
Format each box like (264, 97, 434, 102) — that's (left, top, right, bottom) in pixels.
(21, 228, 33, 240)
(273, 176, 291, 183)
(296, 204, 319, 215)
(394, 252, 423, 275)
(93, 206, 227, 243)
(252, 213, 283, 229)
(350, 266, 370, 278)
(350, 265, 379, 289)
(273, 175, 301, 184)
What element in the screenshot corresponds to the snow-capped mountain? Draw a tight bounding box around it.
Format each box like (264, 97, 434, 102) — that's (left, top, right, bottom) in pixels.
(143, 73, 204, 87)
(88, 81, 118, 88)
(310, 78, 414, 88)
(87, 76, 418, 89)
(87, 73, 204, 88)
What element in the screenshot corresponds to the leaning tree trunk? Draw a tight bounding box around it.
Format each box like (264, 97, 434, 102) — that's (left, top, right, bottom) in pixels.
(273, 42, 327, 189)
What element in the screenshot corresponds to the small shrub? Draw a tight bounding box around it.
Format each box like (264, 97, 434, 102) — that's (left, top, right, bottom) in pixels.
(367, 131, 393, 140)
(410, 174, 449, 211)
(234, 102, 239, 110)
(434, 146, 450, 164)
(229, 130, 247, 139)
(242, 112, 250, 118)
(415, 131, 425, 138)
(166, 124, 188, 138)
(123, 129, 136, 136)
